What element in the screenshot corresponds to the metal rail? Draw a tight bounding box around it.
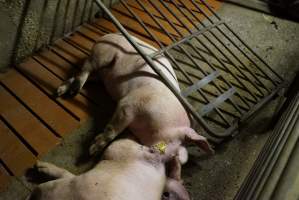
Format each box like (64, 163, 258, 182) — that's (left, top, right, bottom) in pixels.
(92, 0, 284, 140)
(234, 92, 299, 200)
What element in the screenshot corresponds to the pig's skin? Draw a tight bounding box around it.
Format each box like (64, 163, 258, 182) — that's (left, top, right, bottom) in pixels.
(57, 33, 213, 159)
(27, 139, 184, 200)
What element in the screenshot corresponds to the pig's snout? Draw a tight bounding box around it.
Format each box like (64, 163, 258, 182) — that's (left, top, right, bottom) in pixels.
(163, 179, 190, 200)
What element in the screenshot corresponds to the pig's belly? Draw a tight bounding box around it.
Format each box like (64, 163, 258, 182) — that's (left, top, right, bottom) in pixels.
(72, 162, 165, 200)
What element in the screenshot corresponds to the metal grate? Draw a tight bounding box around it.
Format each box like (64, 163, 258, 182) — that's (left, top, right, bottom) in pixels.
(93, 0, 284, 141)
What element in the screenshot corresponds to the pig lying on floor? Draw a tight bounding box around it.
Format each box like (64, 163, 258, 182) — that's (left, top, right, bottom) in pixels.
(56, 33, 213, 163)
(27, 139, 189, 200)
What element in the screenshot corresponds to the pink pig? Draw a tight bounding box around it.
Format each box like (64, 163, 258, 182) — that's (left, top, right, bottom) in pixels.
(57, 33, 213, 168)
(26, 139, 190, 200)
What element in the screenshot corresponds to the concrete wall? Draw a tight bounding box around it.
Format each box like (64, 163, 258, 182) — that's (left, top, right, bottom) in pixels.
(0, 0, 118, 71)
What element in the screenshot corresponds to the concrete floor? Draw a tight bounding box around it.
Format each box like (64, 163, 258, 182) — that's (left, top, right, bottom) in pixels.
(1, 2, 299, 200)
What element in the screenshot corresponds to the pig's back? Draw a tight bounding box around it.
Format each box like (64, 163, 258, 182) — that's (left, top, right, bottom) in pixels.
(95, 34, 180, 100)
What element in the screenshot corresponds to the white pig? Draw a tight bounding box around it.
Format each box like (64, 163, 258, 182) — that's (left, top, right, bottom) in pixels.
(56, 33, 213, 166)
(26, 139, 189, 200)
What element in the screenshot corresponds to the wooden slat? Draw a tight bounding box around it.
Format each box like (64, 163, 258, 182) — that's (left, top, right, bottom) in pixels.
(77, 25, 105, 42)
(112, 4, 184, 38)
(1, 69, 79, 137)
(0, 164, 11, 192)
(34, 50, 102, 104)
(0, 120, 36, 176)
(93, 18, 160, 48)
(125, 0, 197, 30)
(0, 86, 60, 155)
(82, 23, 108, 36)
(162, 0, 206, 21)
(165, 0, 222, 18)
(18, 58, 91, 121)
(111, 9, 173, 46)
(52, 39, 87, 64)
(126, 0, 187, 28)
(50, 40, 103, 104)
(66, 32, 95, 52)
(34, 51, 74, 80)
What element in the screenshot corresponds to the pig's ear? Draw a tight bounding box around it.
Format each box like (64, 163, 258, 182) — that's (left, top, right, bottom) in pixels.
(185, 131, 214, 154)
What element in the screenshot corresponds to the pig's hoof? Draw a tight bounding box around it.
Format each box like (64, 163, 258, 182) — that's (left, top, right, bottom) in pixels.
(35, 161, 54, 174)
(89, 135, 107, 156)
(89, 143, 105, 156)
(56, 84, 68, 97)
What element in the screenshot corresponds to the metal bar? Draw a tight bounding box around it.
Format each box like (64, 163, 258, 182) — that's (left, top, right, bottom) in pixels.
(63, 0, 71, 34)
(141, 0, 237, 125)
(146, 0, 244, 116)
(88, 0, 95, 21)
(173, 47, 232, 125)
(174, 46, 252, 110)
(239, 86, 282, 124)
(199, 87, 236, 116)
(123, 0, 232, 125)
(81, 0, 89, 24)
(34, 0, 49, 51)
(182, 70, 220, 97)
(49, 0, 62, 44)
(62, 38, 90, 55)
(156, 0, 259, 103)
(119, 0, 163, 48)
(172, 0, 266, 99)
(149, 22, 223, 58)
(235, 92, 299, 200)
(196, 0, 283, 84)
(186, 0, 272, 93)
(164, 48, 233, 126)
(156, 0, 258, 107)
(71, 0, 80, 30)
(144, 0, 248, 113)
(93, 0, 225, 138)
(184, 42, 247, 113)
(172, 62, 248, 114)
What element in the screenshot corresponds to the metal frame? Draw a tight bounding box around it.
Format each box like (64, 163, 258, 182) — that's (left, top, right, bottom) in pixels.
(234, 92, 299, 200)
(93, 0, 284, 141)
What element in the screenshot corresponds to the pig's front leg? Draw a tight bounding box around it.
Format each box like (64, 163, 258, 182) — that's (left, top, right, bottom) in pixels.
(89, 102, 135, 155)
(35, 161, 75, 179)
(167, 156, 182, 181)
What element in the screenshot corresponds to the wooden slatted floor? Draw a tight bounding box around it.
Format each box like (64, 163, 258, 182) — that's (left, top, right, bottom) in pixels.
(0, 0, 222, 191)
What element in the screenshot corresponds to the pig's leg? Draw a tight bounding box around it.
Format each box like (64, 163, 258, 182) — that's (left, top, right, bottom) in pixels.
(35, 161, 75, 179)
(179, 127, 214, 154)
(166, 155, 182, 182)
(56, 59, 93, 97)
(89, 102, 135, 155)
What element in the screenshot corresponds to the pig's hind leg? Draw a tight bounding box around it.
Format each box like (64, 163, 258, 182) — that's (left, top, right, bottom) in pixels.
(35, 161, 75, 179)
(89, 101, 135, 155)
(56, 59, 93, 97)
